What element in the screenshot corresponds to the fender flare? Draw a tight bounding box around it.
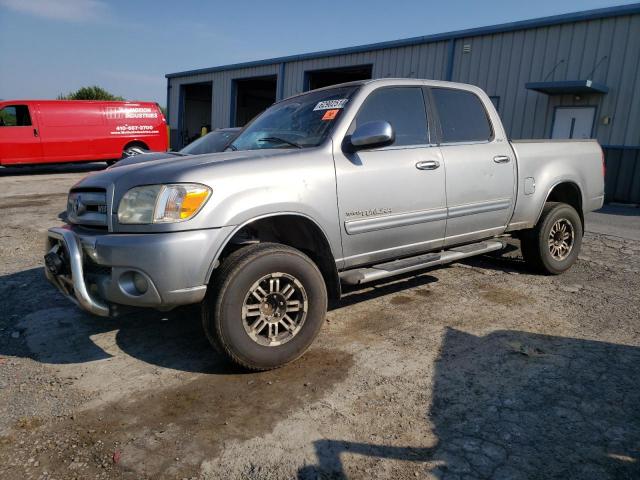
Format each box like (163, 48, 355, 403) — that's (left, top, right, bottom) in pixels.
(533, 180, 584, 226)
(205, 211, 338, 284)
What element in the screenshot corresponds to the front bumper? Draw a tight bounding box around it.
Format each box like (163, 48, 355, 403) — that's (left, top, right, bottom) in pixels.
(44, 225, 233, 317)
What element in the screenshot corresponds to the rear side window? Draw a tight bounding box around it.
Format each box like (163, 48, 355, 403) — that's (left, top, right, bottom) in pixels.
(0, 105, 31, 127)
(431, 88, 492, 143)
(350, 87, 429, 147)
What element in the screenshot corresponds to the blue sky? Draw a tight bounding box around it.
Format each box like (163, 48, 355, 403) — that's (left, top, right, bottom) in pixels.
(0, 0, 636, 105)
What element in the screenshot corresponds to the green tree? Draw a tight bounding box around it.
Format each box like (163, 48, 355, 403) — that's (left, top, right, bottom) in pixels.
(58, 86, 125, 101)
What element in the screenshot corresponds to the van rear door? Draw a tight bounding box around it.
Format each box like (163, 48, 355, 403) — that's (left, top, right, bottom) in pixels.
(0, 103, 43, 165)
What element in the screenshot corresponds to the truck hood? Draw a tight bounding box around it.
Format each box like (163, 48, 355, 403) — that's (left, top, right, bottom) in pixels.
(72, 148, 300, 192)
(67, 144, 332, 234)
(109, 151, 185, 168)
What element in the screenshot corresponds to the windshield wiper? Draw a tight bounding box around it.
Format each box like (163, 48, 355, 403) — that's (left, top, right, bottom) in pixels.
(258, 136, 303, 149)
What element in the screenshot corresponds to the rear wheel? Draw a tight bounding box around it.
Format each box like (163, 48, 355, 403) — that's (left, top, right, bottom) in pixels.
(122, 142, 147, 158)
(202, 243, 327, 370)
(520, 202, 582, 274)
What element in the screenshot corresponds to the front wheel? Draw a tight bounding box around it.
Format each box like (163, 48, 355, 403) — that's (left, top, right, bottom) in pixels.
(202, 243, 327, 371)
(520, 202, 583, 274)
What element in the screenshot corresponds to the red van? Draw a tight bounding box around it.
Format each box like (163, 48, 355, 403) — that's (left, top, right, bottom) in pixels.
(0, 100, 168, 166)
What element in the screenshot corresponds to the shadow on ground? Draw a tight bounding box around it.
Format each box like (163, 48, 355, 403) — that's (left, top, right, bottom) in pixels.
(2, 266, 441, 374)
(1, 267, 239, 374)
(0, 162, 106, 176)
(5, 256, 639, 479)
(299, 328, 640, 479)
(594, 204, 640, 217)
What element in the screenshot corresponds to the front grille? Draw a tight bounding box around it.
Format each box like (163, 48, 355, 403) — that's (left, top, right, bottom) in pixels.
(67, 189, 108, 228)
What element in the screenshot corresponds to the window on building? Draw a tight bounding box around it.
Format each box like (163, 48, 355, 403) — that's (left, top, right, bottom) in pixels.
(350, 87, 429, 147)
(0, 105, 32, 127)
(431, 88, 492, 143)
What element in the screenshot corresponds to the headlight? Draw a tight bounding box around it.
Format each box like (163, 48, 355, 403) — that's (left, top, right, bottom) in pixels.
(117, 183, 211, 224)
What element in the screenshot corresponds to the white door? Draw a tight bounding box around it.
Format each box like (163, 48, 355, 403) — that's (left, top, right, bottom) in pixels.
(551, 107, 595, 139)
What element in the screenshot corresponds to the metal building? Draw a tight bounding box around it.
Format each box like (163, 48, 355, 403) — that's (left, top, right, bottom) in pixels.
(166, 3, 640, 203)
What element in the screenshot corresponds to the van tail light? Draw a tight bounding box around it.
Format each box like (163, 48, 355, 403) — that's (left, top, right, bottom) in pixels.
(601, 147, 606, 178)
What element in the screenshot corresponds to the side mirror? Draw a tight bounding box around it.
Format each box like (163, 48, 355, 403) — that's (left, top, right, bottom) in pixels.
(347, 120, 395, 151)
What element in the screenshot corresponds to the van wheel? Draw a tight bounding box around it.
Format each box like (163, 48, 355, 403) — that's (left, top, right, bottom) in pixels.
(122, 143, 147, 158)
(520, 202, 583, 275)
(202, 242, 327, 371)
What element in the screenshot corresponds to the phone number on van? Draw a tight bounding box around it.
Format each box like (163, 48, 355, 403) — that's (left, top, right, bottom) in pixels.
(111, 125, 159, 135)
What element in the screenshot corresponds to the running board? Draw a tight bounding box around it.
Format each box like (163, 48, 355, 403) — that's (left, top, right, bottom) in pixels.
(339, 240, 505, 285)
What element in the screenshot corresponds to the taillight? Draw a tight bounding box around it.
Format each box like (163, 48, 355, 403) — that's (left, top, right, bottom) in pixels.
(601, 147, 606, 177)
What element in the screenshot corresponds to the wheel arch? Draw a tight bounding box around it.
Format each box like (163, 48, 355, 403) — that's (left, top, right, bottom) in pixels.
(207, 212, 341, 299)
(122, 140, 149, 153)
(536, 180, 584, 229)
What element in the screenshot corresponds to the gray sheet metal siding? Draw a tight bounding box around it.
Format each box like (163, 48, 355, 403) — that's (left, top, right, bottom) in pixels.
(167, 72, 214, 129)
(168, 11, 639, 142)
(168, 64, 279, 130)
(212, 64, 279, 128)
(168, 42, 451, 127)
(450, 14, 640, 146)
(604, 147, 640, 203)
(281, 41, 450, 97)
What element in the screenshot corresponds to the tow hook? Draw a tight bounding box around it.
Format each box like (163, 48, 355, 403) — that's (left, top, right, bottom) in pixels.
(44, 245, 66, 276)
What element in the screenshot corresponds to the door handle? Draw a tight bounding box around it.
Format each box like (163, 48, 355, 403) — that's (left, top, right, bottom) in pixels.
(415, 160, 440, 170)
(493, 155, 510, 163)
(33, 128, 39, 137)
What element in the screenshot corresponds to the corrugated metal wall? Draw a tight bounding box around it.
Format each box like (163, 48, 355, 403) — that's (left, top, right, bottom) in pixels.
(451, 14, 640, 146)
(167, 64, 279, 130)
(167, 9, 640, 202)
(282, 41, 450, 97)
(604, 147, 640, 203)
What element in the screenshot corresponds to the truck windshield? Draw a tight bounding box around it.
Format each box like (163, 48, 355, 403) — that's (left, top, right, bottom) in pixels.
(228, 86, 359, 151)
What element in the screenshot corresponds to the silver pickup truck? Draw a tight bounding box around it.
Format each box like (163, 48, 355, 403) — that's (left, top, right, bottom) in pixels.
(44, 79, 604, 370)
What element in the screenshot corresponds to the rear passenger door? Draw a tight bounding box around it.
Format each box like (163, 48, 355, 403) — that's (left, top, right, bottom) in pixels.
(335, 86, 447, 268)
(429, 87, 515, 246)
(0, 104, 42, 165)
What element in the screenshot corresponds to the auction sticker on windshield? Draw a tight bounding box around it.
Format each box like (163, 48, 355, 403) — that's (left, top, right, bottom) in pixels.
(313, 99, 348, 111)
(322, 109, 340, 121)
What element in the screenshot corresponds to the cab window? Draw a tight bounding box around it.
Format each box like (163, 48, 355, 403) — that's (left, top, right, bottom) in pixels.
(0, 105, 32, 127)
(430, 88, 493, 143)
(349, 87, 429, 147)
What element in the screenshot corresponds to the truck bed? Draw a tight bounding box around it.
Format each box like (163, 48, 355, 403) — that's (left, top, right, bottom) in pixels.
(507, 139, 604, 231)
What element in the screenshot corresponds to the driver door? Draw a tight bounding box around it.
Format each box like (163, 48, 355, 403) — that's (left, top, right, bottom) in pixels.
(0, 104, 42, 165)
(333, 86, 447, 268)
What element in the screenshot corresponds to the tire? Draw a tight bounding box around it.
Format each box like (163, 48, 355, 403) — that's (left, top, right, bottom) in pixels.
(122, 143, 147, 158)
(202, 242, 328, 371)
(520, 202, 583, 275)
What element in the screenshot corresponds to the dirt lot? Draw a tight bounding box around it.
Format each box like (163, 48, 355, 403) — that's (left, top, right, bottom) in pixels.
(1, 164, 639, 480)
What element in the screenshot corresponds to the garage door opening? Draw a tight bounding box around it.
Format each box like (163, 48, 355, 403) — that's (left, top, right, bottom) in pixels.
(180, 82, 212, 148)
(305, 65, 373, 91)
(233, 76, 277, 127)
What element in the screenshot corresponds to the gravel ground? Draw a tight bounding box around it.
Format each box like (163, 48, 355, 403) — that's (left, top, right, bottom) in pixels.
(0, 165, 639, 480)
